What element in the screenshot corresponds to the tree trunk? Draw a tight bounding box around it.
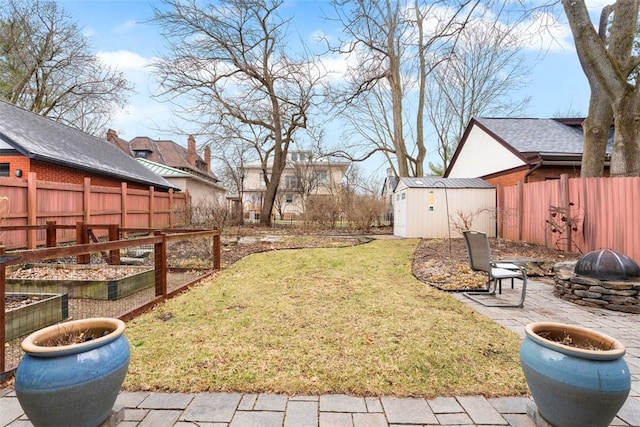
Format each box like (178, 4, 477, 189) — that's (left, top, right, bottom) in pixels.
(386, 8, 408, 178)
(562, 0, 640, 177)
(260, 150, 286, 227)
(611, 90, 640, 176)
(581, 94, 612, 177)
(413, 0, 426, 178)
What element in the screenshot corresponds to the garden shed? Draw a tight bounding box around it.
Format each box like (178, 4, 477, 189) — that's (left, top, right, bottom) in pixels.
(393, 177, 496, 238)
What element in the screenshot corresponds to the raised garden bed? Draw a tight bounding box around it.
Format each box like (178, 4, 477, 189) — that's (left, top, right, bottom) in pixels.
(7, 265, 154, 301)
(5, 293, 69, 341)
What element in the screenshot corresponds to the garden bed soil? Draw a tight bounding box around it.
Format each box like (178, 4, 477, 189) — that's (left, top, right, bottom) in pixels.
(411, 237, 579, 291)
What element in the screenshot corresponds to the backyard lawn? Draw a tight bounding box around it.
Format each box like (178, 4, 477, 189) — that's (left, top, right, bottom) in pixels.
(123, 238, 528, 397)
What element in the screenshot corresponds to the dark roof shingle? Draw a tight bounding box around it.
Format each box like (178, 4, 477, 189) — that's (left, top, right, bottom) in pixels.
(0, 101, 174, 189)
(475, 118, 612, 155)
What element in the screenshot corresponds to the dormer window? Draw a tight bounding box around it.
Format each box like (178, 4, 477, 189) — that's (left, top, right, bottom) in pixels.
(134, 150, 150, 159)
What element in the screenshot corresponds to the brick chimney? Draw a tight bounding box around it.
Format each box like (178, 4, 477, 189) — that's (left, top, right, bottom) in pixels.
(204, 145, 211, 173)
(187, 135, 197, 167)
(106, 129, 118, 141)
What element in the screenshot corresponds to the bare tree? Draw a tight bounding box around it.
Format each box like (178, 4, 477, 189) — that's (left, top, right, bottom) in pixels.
(151, 0, 324, 227)
(327, 0, 482, 178)
(562, 0, 640, 177)
(427, 18, 532, 173)
(0, 0, 132, 135)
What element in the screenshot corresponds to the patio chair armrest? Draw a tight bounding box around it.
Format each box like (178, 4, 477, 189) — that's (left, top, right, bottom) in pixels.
(492, 262, 521, 270)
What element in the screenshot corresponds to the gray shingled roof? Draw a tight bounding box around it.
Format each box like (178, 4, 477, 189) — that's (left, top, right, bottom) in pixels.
(0, 101, 175, 189)
(399, 177, 494, 189)
(475, 118, 608, 155)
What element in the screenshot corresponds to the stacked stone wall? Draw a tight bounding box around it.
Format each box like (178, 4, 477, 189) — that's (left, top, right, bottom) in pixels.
(554, 262, 640, 314)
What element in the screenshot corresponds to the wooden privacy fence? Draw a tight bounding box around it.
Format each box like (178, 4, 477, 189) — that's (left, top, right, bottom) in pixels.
(0, 173, 190, 249)
(497, 174, 640, 261)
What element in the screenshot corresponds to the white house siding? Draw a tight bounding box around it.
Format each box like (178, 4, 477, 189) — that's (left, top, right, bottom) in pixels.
(447, 125, 525, 178)
(393, 177, 496, 238)
(242, 152, 350, 217)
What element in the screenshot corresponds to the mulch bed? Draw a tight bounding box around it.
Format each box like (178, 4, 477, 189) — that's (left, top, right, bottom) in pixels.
(412, 237, 579, 291)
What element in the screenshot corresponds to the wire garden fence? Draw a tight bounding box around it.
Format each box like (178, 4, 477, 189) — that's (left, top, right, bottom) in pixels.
(1, 223, 220, 377)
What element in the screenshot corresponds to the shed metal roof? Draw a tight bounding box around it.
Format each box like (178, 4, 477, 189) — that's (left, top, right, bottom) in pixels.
(398, 177, 494, 189)
(0, 101, 174, 189)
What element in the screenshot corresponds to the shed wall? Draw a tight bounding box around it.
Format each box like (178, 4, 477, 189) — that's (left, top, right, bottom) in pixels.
(395, 187, 496, 238)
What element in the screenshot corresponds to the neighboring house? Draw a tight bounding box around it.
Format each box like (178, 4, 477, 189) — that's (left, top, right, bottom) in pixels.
(393, 177, 496, 238)
(136, 158, 226, 205)
(0, 100, 174, 190)
(380, 168, 398, 224)
(445, 118, 612, 187)
(243, 151, 350, 221)
(106, 131, 225, 206)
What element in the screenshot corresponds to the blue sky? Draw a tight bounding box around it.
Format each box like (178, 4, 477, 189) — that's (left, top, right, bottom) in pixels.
(57, 0, 606, 176)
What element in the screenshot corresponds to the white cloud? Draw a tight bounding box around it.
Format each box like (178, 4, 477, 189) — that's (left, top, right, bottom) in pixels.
(512, 11, 575, 53)
(97, 50, 151, 71)
(115, 20, 138, 35)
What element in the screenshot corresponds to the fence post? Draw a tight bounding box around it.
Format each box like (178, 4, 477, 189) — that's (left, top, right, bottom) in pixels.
(27, 172, 37, 249)
(121, 182, 128, 233)
(560, 174, 571, 252)
(213, 229, 221, 270)
(83, 177, 91, 223)
(76, 222, 90, 264)
(154, 232, 167, 297)
(45, 221, 57, 247)
(517, 180, 524, 241)
(108, 224, 120, 265)
(0, 247, 6, 373)
(496, 184, 503, 238)
(168, 190, 173, 228)
(0, 247, 19, 375)
(149, 186, 155, 229)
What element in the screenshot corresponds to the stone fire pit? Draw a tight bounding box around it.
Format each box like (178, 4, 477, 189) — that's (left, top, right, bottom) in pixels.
(554, 250, 640, 314)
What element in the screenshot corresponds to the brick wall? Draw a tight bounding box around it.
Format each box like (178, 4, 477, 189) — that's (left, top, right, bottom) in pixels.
(0, 154, 31, 177)
(485, 166, 585, 187)
(0, 154, 151, 189)
(485, 170, 528, 187)
(527, 166, 581, 182)
(30, 159, 125, 187)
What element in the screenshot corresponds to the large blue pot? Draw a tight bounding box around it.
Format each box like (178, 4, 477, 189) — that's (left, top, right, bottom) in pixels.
(15, 318, 130, 427)
(520, 322, 630, 427)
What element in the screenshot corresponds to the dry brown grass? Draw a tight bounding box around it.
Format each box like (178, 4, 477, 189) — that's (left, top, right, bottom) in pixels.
(123, 239, 527, 397)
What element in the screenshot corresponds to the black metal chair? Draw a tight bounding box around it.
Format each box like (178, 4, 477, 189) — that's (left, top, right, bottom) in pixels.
(462, 230, 527, 308)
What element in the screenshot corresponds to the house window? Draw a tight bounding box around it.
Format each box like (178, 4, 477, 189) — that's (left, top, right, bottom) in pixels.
(401, 192, 406, 200)
(285, 175, 297, 189)
(286, 194, 294, 203)
(134, 150, 149, 158)
(316, 170, 328, 185)
(0, 163, 9, 177)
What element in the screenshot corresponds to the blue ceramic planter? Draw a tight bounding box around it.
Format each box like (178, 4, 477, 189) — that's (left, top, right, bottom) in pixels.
(15, 318, 130, 427)
(520, 322, 630, 427)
